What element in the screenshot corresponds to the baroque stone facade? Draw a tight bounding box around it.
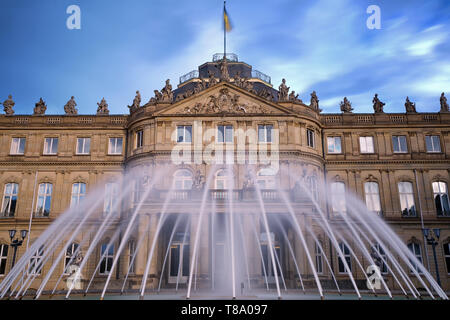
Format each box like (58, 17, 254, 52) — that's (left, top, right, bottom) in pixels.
(0, 55, 449, 295)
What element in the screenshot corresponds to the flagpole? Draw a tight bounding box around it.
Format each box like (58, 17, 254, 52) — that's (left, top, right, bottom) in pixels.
(224, 0, 227, 59)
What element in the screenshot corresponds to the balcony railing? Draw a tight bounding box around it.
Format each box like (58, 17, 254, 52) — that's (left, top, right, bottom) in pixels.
(179, 70, 199, 85)
(0, 211, 15, 218)
(210, 190, 242, 201)
(251, 70, 271, 84)
(212, 53, 239, 62)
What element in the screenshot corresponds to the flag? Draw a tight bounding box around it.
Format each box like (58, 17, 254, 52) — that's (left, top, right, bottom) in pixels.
(223, 6, 232, 32)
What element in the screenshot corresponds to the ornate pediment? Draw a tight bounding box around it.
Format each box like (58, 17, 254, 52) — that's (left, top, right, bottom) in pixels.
(156, 84, 293, 116)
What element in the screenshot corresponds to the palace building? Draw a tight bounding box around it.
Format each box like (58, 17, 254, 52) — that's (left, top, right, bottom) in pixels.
(0, 54, 449, 296)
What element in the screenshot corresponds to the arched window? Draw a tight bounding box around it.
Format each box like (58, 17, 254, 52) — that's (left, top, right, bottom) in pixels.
(36, 183, 52, 217)
(1, 183, 19, 217)
(407, 242, 423, 274)
(331, 182, 346, 214)
(398, 182, 416, 217)
(432, 181, 450, 217)
(173, 170, 193, 190)
(64, 243, 80, 274)
(256, 168, 277, 189)
(215, 169, 232, 189)
(0, 244, 8, 275)
(364, 182, 382, 215)
(70, 183, 86, 208)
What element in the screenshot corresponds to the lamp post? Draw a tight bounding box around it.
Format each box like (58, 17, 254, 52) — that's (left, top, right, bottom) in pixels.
(422, 228, 441, 287)
(8, 229, 28, 271)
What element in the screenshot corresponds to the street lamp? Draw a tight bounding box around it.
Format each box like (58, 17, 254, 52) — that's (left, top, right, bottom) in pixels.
(9, 229, 28, 270)
(422, 228, 441, 287)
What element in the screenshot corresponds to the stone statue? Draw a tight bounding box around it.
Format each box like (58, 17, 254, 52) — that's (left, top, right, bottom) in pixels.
(404, 97, 416, 113)
(33, 98, 47, 115)
(278, 79, 290, 102)
(208, 70, 218, 87)
(217, 57, 230, 81)
(243, 170, 254, 190)
(233, 71, 243, 88)
(440, 92, 449, 113)
(128, 91, 141, 112)
(372, 94, 385, 113)
(192, 170, 205, 190)
(2, 95, 15, 115)
(161, 79, 174, 103)
(97, 98, 109, 115)
(64, 96, 78, 115)
(289, 91, 299, 102)
(340, 97, 353, 113)
(310, 91, 320, 111)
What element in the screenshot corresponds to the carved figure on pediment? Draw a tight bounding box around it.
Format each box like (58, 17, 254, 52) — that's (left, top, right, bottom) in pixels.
(340, 97, 353, 113)
(310, 91, 320, 111)
(289, 91, 302, 103)
(33, 98, 47, 115)
(208, 71, 218, 87)
(233, 71, 244, 88)
(372, 94, 385, 113)
(217, 58, 230, 81)
(64, 96, 78, 115)
(161, 79, 174, 103)
(440, 92, 449, 113)
(97, 98, 109, 115)
(154, 90, 163, 102)
(176, 94, 184, 102)
(259, 88, 274, 101)
(278, 79, 290, 102)
(405, 97, 416, 113)
(128, 91, 141, 112)
(2, 95, 15, 115)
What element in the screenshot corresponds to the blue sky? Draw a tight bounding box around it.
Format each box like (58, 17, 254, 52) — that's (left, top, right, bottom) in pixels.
(0, 0, 449, 115)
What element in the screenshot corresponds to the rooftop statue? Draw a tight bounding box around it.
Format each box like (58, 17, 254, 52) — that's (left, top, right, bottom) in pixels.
(233, 71, 244, 88)
(340, 97, 353, 113)
(161, 79, 174, 103)
(373, 94, 385, 113)
(97, 98, 110, 115)
(64, 96, 78, 115)
(128, 91, 141, 112)
(208, 70, 218, 87)
(278, 79, 290, 102)
(310, 91, 320, 111)
(289, 91, 302, 103)
(2, 94, 15, 115)
(217, 57, 230, 81)
(440, 92, 449, 113)
(34, 98, 47, 115)
(405, 97, 416, 113)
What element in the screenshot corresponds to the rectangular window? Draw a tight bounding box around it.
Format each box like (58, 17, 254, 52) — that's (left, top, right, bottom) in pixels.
(315, 242, 323, 274)
(338, 242, 352, 273)
(407, 243, 423, 274)
(307, 129, 315, 148)
(76, 138, 91, 155)
(331, 182, 346, 214)
(108, 138, 123, 155)
(1, 183, 19, 217)
(128, 240, 136, 274)
(43, 138, 59, 155)
(432, 182, 450, 217)
(10, 137, 26, 155)
(364, 182, 382, 215)
(444, 243, 450, 274)
(258, 125, 273, 143)
(373, 244, 388, 274)
(217, 125, 233, 143)
(70, 183, 86, 208)
(0, 244, 8, 275)
(136, 130, 144, 148)
(103, 183, 118, 216)
(64, 243, 80, 274)
(327, 137, 342, 154)
(426, 136, 441, 153)
(392, 136, 408, 153)
(36, 183, 52, 218)
(398, 182, 416, 217)
(99, 243, 114, 275)
(360, 136, 375, 154)
(177, 126, 192, 143)
(28, 246, 44, 275)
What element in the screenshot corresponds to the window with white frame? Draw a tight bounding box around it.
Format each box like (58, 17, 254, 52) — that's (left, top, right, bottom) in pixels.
(256, 168, 276, 189)
(307, 129, 315, 148)
(364, 182, 382, 215)
(108, 137, 123, 155)
(407, 242, 423, 274)
(315, 241, 323, 274)
(43, 138, 59, 155)
(360, 136, 375, 154)
(331, 182, 346, 214)
(307, 176, 319, 201)
(373, 244, 388, 274)
(1, 183, 19, 217)
(0, 244, 8, 275)
(36, 183, 52, 217)
(177, 126, 192, 143)
(103, 183, 118, 216)
(173, 170, 193, 190)
(64, 243, 80, 274)
(136, 130, 144, 148)
(432, 181, 450, 217)
(444, 243, 450, 274)
(217, 125, 233, 143)
(327, 137, 342, 154)
(258, 125, 273, 143)
(398, 182, 416, 217)
(215, 169, 232, 189)
(338, 242, 352, 273)
(99, 243, 114, 275)
(70, 183, 86, 208)
(10, 137, 26, 155)
(76, 138, 91, 155)
(28, 246, 44, 275)
(392, 136, 408, 153)
(426, 135, 441, 153)
(128, 240, 136, 274)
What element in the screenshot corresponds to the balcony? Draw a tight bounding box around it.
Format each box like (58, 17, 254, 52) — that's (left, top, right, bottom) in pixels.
(251, 70, 271, 84)
(0, 211, 15, 218)
(179, 70, 199, 85)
